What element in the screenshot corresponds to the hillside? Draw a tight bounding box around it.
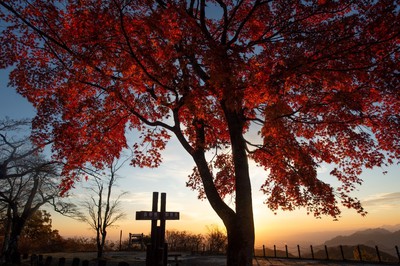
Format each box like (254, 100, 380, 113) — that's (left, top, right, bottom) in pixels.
(323, 228, 400, 256)
(306, 245, 398, 263)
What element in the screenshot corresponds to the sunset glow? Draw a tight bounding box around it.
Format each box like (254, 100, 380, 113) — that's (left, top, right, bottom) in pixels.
(1, 2, 399, 264)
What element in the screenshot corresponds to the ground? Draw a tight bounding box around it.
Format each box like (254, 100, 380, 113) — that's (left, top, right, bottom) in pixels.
(28, 251, 390, 266)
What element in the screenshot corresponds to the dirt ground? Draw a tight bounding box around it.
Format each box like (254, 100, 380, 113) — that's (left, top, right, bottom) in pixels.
(28, 251, 388, 266)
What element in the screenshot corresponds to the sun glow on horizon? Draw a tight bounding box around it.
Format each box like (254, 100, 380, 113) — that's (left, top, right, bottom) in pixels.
(47, 160, 400, 248)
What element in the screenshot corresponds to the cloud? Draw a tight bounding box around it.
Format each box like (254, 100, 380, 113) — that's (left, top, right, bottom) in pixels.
(362, 192, 400, 207)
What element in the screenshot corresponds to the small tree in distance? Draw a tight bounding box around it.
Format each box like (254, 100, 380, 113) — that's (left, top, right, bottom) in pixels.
(205, 225, 227, 254)
(1, 1, 399, 265)
(76, 160, 128, 259)
(166, 230, 203, 252)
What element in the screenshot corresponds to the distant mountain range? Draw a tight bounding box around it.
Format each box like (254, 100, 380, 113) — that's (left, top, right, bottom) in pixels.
(258, 227, 400, 262)
(324, 228, 400, 253)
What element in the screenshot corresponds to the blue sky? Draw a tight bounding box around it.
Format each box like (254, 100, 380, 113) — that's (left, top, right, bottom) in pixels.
(1, 67, 399, 247)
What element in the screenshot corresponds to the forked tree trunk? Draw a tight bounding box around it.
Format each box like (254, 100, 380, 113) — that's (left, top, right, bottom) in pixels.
(192, 149, 255, 265)
(189, 103, 255, 266)
(224, 102, 255, 266)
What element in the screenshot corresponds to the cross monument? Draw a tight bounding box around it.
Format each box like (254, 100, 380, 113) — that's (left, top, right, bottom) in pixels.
(136, 192, 180, 266)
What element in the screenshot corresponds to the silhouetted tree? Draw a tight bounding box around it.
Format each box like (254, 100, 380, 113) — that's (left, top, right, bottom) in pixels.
(18, 210, 63, 253)
(77, 159, 128, 258)
(205, 225, 227, 254)
(0, 119, 68, 263)
(166, 230, 204, 252)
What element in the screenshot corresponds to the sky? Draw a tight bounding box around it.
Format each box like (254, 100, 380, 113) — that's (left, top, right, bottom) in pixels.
(1, 67, 400, 249)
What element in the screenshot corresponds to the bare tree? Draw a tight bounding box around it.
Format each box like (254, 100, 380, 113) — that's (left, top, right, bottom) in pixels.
(0, 118, 48, 180)
(166, 230, 204, 252)
(205, 225, 227, 254)
(0, 119, 67, 263)
(77, 160, 128, 258)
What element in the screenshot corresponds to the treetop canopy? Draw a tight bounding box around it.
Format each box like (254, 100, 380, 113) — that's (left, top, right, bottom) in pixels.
(0, 0, 399, 217)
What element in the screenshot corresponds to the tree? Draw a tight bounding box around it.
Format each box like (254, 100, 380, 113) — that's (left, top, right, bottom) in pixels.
(1, 1, 399, 265)
(205, 225, 228, 254)
(0, 119, 66, 263)
(18, 210, 64, 254)
(0, 118, 45, 180)
(76, 161, 127, 259)
(166, 230, 203, 252)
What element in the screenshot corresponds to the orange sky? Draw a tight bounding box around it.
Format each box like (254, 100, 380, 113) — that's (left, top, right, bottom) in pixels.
(50, 187, 400, 248)
(47, 146, 400, 248)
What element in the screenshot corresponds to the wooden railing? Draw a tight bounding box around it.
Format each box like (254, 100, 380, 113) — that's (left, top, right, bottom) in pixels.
(256, 244, 400, 264)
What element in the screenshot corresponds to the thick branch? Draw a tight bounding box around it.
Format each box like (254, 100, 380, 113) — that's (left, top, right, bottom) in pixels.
(191, 121, 235, 223)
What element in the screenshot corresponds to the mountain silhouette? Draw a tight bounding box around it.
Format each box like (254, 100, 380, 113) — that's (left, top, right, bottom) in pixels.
(324, 228, 400, 256)
(306, 244, 398, 263)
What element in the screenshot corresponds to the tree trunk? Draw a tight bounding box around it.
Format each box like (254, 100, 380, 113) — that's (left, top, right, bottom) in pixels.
(223, 102, 255, 266)
(221, 198, 254, 266)
(1, 207, 12, 260)
(4, 217, 24, 264)
(224, 214, 254, 266)
(97, 245, 103, 258)
(96, 230, 103, 258)
(98, 230, 106, 259)
(97, 184, 103, 259)
(194, 152, 255, 266)
(189, 103, 255, 266)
